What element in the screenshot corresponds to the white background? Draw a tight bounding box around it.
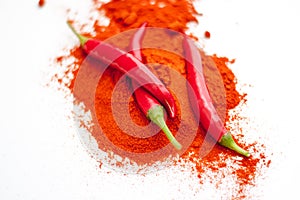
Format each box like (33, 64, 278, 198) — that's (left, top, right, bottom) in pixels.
(1, 0, 300, 199)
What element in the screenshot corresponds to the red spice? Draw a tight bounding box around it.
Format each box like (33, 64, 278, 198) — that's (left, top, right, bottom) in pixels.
(38, 0, 45, 7)
(204, 31, 211, 38)
(52, 0, 270, 199)
(211, 55, 242, 110)
(98, 0, 197, 32)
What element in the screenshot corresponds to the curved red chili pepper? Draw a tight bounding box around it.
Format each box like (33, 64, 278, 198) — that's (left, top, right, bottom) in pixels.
(129, 22, 147, 61)
(128, 22, 181, 150)
(183, 35, 250, 157)
(67, 22, 176, 119)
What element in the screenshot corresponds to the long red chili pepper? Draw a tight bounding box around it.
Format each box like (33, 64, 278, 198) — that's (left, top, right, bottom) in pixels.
(129, 22, 147, 61)
(67, 22, 176, 119)
(183, 35, 250, 157)
(128, 22, 182, 150)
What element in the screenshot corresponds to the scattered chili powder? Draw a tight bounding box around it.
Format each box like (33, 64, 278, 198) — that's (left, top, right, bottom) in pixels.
(204, 31, 211, 38)
(38, 0, 45, 7)
(52, 0, 270, 198)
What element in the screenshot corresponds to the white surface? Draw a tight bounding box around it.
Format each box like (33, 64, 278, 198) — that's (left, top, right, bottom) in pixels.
(1, 0, 300, 199)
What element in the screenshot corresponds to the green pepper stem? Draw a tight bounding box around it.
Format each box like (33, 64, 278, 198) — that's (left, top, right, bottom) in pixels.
(67, 22, 88, 46)
(218, 132, 250, 157)
(147, 106, 182, 150)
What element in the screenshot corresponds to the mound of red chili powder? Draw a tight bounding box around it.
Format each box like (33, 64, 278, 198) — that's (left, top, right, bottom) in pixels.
(52, 0, 270, 199)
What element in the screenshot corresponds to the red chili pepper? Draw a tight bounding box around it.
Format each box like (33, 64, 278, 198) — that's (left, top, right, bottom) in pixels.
(129, 80, 182, 150)
(129, 22, 147, 61)
(67, 22, 176, 119)
(128, 23, 182, 150)
(183, 35, 250, 157)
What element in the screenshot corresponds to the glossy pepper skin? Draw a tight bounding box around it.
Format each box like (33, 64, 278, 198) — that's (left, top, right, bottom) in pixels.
(129, 22, 147, 60)
(128, 22, 182, 150)
(183, 35, 250, 157)
(129, 80, 182, 150)
(67, 22, 176, 119)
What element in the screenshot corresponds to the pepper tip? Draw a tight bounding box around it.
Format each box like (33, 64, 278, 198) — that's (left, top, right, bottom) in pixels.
(218, 132, 250, 157)
(148, 105, 182, 150)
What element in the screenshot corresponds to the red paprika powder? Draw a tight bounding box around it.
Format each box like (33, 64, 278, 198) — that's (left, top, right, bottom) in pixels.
(204, 31, 211, 39)
(52, 0, 271, 199)
(38, 0, 45, 7)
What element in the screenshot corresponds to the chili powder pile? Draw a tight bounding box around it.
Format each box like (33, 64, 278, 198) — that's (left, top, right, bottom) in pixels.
(52, 0, 270, 198)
